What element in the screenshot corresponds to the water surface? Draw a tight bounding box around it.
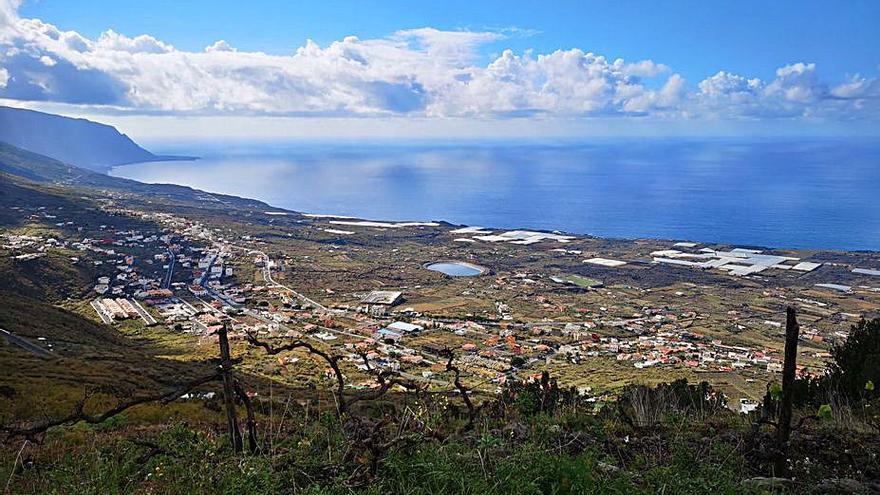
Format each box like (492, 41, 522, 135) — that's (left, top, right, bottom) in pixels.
(426, 262, 484, 277)
(112, 140, 880, 251)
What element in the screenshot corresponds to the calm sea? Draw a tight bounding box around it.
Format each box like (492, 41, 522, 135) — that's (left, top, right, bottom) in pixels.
(111, 140, 880, 251)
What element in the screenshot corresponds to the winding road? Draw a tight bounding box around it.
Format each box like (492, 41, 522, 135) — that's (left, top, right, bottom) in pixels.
(0, 328, 52, 357)
(224, 243, 330, 312)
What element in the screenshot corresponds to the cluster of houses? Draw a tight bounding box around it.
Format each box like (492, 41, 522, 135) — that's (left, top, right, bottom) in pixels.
(86, 241, 181, 299)
(11, 203, 874, 404)
(2, 234, 44, 251)
(311, 300, 806, 384)
(90, 297, 155, 325)
(3, 232, 69, 263)
(568, 333, 786, 373)
(232, 268, 835, 387)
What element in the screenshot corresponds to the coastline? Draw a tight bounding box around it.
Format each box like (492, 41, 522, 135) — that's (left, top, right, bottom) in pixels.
(104, 159, 879, 255)
(106, 141, 880, 252)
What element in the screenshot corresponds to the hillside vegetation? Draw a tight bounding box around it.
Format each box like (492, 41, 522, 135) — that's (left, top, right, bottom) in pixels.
(1, 370, 878, 494)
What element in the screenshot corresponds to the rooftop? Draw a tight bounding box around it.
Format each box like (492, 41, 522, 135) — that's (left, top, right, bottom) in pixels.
(361, 290, 403, 305)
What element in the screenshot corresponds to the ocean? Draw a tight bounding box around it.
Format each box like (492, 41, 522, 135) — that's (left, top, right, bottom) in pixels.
(111, 139, 880, 251)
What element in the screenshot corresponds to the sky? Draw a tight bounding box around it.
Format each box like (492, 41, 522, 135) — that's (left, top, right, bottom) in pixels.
(1, 0, 879, 141)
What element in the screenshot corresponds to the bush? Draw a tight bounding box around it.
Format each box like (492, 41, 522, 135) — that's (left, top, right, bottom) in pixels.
(617, 379, 727, 427)
(828, 318, 880, 401)
(762, 318, 880, 416)
(496, 371, 581, 417)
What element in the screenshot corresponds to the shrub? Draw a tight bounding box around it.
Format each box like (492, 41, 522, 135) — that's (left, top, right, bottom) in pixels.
(617, 379, 727, 427)
(828, 318, 880, 401)
(496, 371, 581, 417)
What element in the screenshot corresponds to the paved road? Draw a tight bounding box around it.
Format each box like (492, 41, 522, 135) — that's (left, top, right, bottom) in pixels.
(224, 243, 330, 312)
(0, 328, 52, 357)
(132, 299, 158, 325)
(90, 299, 113, 325)
(259, 253, 329, 311)
(162, 249, 176, 289)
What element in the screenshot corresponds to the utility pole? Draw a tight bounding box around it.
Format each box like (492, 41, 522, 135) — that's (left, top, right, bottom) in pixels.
(774, 307, 799, 477)
(218, 321, 243, 452)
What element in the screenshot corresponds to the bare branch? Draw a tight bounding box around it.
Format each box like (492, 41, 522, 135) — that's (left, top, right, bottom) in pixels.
(1, 373, 221, 440)
(232, 377, 259, 454)
(244, 331, 347, 414)
(441, 349, 477, 430)
(245, 332, 426, 417)
(343, 353, 424, 410)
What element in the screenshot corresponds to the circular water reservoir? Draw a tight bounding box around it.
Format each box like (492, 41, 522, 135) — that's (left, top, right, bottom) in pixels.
(425, 261, 485, 277)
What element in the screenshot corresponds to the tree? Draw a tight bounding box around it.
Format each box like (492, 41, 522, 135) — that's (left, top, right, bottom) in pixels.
(828, 318, 880, 400)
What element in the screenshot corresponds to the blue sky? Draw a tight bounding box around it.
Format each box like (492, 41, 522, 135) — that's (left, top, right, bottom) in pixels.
(1, 0, 879, 139)
(19, 0, 880, 84)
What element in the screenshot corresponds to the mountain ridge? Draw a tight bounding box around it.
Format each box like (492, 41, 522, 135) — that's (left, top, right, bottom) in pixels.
(0, 140, 287, 216)
(0, 105, 195, 172)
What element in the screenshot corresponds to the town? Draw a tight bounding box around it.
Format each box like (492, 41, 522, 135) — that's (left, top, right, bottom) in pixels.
(4, 197, 880, 407)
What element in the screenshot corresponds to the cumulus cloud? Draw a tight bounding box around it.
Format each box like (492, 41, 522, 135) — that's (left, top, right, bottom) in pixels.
(831, 75, 880, 99)
(94, 29, 173, 54)
(766, 62, 826, 103)
(0, 0, 876, 121)
(205, 40, 236, 53)
(694, 63, 880, 119)
(0, 0, 20, 33)
(423, 48, 687, 117)
(698, 71, 761, 97)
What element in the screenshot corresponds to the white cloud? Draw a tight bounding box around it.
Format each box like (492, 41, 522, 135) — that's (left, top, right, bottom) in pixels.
(698, 71, 762, 97)
(692, 63, 880, 119)
(831, 75, 880, 99)
(619, 59, 669, 78)
(425, 48, 682, 117)
(95, 29, 173, 54)
(0, 0, 876, 123)
(205, 40, 236, 53)
(0, 0, 20, 31)
(393, 27, 502, 65)
(766, 62, 825, 103)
